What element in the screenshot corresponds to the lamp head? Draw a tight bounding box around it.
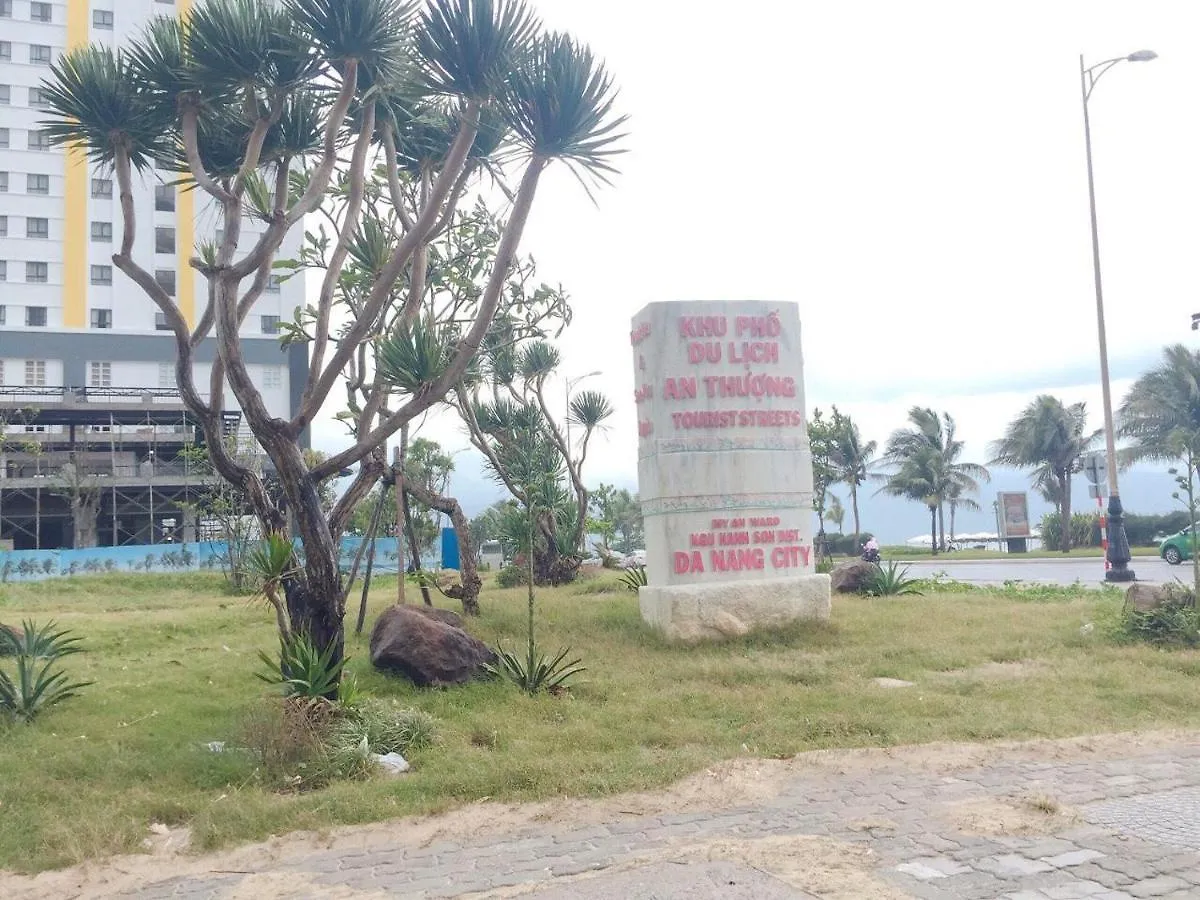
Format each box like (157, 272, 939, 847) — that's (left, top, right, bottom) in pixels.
(1127, 50, 1158, 62)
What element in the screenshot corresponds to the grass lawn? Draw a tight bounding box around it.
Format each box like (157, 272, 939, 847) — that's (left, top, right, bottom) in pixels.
(883, 546, 1161, 561)
(1, 570, 1198, 873)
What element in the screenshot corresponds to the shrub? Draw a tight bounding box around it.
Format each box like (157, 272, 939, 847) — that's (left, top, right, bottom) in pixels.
(331, 699, 437, 756)
(863, 562, 922, 597)
(486, 643, 585, 694)
(256, 633, 346, 700)
(618, 565, 647, 592)
(0, 620, 92, 724)
(238, 696, 331, 790)
(496, 565, 528, 589)
(1111, 584, 1200, 647)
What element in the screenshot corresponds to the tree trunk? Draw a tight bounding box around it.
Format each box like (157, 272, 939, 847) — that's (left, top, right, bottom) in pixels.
(929, 505, 937, 555)
(1060, 470, 1073, 553)
(949, 503, 956, 545)
(402, 479, 481, 616)
(401, 481, 433, 606)
(937, 502, 946, 552)
(850, 483, 860, 555)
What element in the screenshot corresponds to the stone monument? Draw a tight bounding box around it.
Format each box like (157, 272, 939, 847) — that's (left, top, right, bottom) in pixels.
(631, 300, 831, 641)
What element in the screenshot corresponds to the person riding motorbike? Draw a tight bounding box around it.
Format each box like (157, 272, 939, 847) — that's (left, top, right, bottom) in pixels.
(861, 536, 880, 563)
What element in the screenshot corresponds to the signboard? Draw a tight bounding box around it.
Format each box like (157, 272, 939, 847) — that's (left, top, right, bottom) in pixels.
(1083, 453, 1105, 486)
(997, 491, 1031, 539)
(631, 301, 814, 587)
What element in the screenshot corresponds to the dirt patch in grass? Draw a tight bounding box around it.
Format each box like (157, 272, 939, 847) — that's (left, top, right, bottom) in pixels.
(933, 660, 1047, 681)
(941, 794, 1079, 836)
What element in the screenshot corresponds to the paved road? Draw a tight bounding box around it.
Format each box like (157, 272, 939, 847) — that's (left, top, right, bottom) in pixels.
(11, 732, 1200, 899)
(901, 556, 1176, 588)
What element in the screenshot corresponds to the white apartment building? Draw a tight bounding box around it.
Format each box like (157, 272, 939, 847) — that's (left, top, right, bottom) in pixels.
(0, 0, 307, 424)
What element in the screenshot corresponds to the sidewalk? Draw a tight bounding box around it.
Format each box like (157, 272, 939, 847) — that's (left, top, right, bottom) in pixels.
(7, 730, 1200, 899)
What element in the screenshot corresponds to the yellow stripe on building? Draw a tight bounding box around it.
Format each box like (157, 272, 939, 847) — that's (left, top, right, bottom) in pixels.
(176, 0, 196, 327)
(61, 0, 89, 328)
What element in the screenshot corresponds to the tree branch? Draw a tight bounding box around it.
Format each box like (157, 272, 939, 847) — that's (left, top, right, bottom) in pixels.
(292, 102, 483, 431)
(304, 100, 376, 400)
(181, 107, 237, 205)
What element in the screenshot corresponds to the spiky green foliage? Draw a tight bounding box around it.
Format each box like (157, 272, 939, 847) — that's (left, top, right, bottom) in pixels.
(618, 565, 647, 592)
(1119, 345, 1200, 465)
(256, 633, 347, 699)
(502, 31, 627, 181)
(39, 47, 171, 172)
(418, 0, 538, 99)
(377, 318, 453, 393)
(486, 642, 585, 694)
(287, 0, 415, 82)
(863, 562, 922, 597)
(242, 534, 298, 592)
(0, 621, 92, 724)
(569, 390, 613, 431)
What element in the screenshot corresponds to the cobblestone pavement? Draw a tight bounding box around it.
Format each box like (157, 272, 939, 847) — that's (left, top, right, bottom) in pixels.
(12, 735, 1200, 899)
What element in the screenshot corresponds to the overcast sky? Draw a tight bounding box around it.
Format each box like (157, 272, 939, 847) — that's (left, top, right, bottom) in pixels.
(312, 0, 1199, 512)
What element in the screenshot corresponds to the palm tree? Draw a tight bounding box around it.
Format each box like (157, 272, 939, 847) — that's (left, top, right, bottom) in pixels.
(989, 396, 1100, 552)
(1119, 345, 1200, 592)
(879, 448, 940, 553)
(946, 481, 978, 545)
(829, 409, 877, 552)
(827, 494, 846, 535)
(882, 407, 989, 552)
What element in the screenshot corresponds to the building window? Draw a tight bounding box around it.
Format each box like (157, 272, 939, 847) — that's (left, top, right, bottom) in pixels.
(25, 360, 46, 387)
(155, 227, 175, 254)
(0, 42, 9, 62)
(26, 306, 48, 327)
(0, 127, 8, 147)
(158, 363, 174, 388)
(28, 130, 51, 151)
(0, 359, 4, 385)
(27, 173, 49, 194)
(90, 265, 112, 285)
(26, 262, 48, 284)
(0, 1, 10, 17)
(154, 269, 176, 296)
(90, 308, 112, 329)
(0, 172, 7, 192)
(91, 221, 113, 242)
(0, 263, 5, 282)
(93, 9, 114, 29)
(27, 218, 48, 239)
(30, 2, 51, 22)
(28, 86, 49, 108)
(0, 216, 6, 236)
(266, 274, 282, 293)
(155, 312, 171, 331)
(154, 184, 175, 212)
(263, 367, 281, 389)
(261, 315, 280, 334)
(89, 362, 112, 388)
(91, 178, 112, 198)
(29, 45, 53, 65)
(0, 85, 9, 105)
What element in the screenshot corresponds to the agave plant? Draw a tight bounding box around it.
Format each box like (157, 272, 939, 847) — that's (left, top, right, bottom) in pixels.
(0, 620, 92, 724)
(485, 642, 584, 694)
(863, 561, 923, 597)
(618, 564, 647, 593)
(256, 632, 347, 700)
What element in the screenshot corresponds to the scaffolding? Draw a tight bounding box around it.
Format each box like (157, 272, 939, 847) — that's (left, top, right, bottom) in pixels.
(0, 386, 242, 550)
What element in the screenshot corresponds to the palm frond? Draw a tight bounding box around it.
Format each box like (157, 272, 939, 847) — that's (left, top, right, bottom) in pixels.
(568, 390, 612, 430)
(377, 317, 452, 394)
(417, 0, 539, 100)
(286, 0, 416, 83)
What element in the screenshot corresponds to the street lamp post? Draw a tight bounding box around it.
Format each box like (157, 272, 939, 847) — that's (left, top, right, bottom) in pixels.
(1079, 49, 1156, 583)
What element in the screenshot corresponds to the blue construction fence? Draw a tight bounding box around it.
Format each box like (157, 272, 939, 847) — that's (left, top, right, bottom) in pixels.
(0, 534, 452, 583)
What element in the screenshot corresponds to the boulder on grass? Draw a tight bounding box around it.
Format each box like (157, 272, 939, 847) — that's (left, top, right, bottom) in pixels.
(1125, 583, 1172, 613)
(830, 559, 877, 594)
(369, 604, 493, 688)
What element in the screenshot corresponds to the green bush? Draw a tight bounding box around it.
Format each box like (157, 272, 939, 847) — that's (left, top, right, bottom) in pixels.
(863, 562, 922, 597)
(1038, 512, 1099, 550)
(1110, 584, 1200, 647)
(0, 620, 92, 724)
(256, 633, 346, 700)
(819, 533, 874, 556)
(496, 565, 528, 589)
(617, 565, 647, 592)
(332, 698, 437, 757)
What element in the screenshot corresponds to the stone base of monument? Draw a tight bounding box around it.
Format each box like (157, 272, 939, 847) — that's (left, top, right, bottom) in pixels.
(638, 574, 832, 642)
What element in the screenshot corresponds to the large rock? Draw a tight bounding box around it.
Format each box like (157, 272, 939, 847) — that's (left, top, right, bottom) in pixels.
(830, 559, 877, 594)
(1125, 583, 1173, 613)
(369, 604, 493, 688)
